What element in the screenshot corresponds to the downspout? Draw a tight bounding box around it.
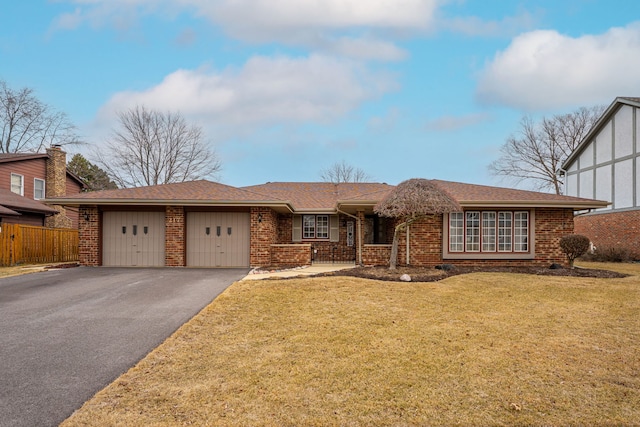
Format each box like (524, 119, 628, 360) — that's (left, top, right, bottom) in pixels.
(406, 224, 410, 265)
(336, 207, 362, 266)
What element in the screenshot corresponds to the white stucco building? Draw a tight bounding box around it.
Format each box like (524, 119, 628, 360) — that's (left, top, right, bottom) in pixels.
(562, 97, 640, 257)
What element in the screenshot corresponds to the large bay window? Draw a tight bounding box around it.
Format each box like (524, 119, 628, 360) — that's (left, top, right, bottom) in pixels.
(449, 211, 529, 254)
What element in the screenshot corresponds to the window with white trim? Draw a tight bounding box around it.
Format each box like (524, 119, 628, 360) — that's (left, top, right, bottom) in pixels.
(11, 173, 23, 195)
(449, 212, 464, 252)
(514, 212, 529, 252)
(498, 212, 512, 252)
(482, 212, 496, 252)
(34, 178, 45, 200)
(303, 215, 329, 239)
(465, 212, 480, 252)
(449, 211, 529, 253)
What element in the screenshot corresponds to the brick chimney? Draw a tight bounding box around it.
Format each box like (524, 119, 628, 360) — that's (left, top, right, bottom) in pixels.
(45, 145, 67, 198)
(44, 145, 72, 228)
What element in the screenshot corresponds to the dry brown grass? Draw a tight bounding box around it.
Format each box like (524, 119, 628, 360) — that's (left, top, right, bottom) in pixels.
(0, 264, 50, 278)
(63, 262, 640, 426)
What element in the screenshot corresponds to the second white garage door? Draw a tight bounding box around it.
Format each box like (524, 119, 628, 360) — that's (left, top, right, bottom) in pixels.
(186, 212, 250, 267)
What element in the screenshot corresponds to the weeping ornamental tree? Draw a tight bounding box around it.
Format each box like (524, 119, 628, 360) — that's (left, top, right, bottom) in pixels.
(374, 179, 461, 270)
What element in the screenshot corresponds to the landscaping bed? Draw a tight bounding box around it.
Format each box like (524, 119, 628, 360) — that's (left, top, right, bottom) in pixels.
(325, 264, 628, 282)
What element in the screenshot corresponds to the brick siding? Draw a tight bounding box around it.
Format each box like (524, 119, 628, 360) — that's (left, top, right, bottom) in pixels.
(165, 206, 185, 266)
(362, 244, 392, 266)
(270, 244, 312, 266)
(251, 207, 278, 267)
(78, 206, 100, 266)
(575, 209, 640, 259)
(44, 146, 73, 229)
(362, 208, 574, 268)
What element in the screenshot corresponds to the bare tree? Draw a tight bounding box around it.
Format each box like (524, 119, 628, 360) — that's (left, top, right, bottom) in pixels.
(489, 106, 604, 194)
(320, 161, 372, 183)
(96, 106, 221, 187)
(375, 179, 461, 269)
(0, 80, 79, 153)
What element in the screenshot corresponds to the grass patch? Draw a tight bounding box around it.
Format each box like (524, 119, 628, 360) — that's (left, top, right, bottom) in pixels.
(63, 263, 640, 426)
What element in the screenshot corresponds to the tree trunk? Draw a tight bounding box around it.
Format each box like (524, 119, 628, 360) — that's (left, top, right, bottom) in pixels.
(389, 227, 400, 270)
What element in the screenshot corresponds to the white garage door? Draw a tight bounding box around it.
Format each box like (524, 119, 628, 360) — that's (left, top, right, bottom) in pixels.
(187, 212, 250, 267)
(103, 211, 165, 267)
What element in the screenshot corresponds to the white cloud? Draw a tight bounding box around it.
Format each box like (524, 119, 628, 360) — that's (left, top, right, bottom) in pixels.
(476, 23, 640, 110)
(97, 55, 397, 129)
(190, 0, 438, 35)
(51, 0, 441, 60)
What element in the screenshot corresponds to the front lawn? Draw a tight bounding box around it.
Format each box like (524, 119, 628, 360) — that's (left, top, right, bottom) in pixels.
(62, 262, 640, 426)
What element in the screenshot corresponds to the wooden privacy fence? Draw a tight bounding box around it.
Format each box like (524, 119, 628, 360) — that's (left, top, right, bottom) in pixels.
(0, 224, 79, 266)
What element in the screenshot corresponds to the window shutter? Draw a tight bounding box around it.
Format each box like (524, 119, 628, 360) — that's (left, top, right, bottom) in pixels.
(329, 215, 339, 242)
(292, 215, 302, 242)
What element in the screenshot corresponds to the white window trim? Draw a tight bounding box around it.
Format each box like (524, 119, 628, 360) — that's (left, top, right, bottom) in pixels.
(11, 173, 24, 196)
(34, 178, 45, 200)
(302, 214, 331, 240)
(443, 211, 535, 260)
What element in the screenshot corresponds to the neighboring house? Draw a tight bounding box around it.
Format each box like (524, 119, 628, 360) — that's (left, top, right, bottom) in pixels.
(562, 96, 640, 258)
(0, 146, 86, 228)
(50, 179, 606, 268)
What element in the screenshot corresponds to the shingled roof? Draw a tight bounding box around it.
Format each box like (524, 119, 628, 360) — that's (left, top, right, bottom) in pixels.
(432, 180, 608, 208)
(243, 182, 395, 211)
(48, 180, 293, 210)
(0, 188, 59, 215)
(48, 179, 608, 212)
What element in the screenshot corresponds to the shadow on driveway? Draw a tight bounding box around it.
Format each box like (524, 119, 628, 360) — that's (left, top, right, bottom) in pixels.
(0, 266, 248, 427)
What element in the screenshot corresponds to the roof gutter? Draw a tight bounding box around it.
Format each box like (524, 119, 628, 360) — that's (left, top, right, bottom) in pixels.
(458, 200, 610, 209)
(44, 198, 296, 212)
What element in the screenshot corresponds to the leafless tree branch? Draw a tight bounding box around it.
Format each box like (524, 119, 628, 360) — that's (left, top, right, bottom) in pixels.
(489, 106, 604, 194)
(320, 161, 372, 183)
(0, 80, 79, 153)
(96, 106, 221, 188)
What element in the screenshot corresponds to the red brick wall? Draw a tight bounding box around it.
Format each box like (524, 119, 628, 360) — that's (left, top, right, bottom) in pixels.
(533, 208, 574, 265)
(78, 206, 100, 266)
(575, 210, 640, 259)
(362, 244, 392, 266)
(270, 244, 312, 266)
(275, 213, 357, 263)
(251, 207, 278, 267)
(165, 206, 185, 267)
(276, 214, 292, 243)
(363, 208, 574, 267)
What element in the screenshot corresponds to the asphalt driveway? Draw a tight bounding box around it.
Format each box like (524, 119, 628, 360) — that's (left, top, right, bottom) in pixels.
(0, 266, 249, 427)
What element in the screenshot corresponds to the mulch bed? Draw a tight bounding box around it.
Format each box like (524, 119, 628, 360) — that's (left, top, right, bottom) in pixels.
(321, 265, 629, 282)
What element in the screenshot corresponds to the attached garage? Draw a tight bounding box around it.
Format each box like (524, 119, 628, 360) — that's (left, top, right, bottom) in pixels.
(186, 212, 250, 267)
(103, 211, 165, 266)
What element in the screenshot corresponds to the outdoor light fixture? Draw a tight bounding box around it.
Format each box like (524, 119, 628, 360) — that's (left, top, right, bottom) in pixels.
(257, 213, 263, 223)
(83, 213, 90, 221)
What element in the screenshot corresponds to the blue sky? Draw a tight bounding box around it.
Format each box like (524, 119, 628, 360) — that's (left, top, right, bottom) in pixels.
(2, 0, 640, 188)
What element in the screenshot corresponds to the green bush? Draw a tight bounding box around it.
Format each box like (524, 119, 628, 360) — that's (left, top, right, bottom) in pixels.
(560, 234, 591, 268)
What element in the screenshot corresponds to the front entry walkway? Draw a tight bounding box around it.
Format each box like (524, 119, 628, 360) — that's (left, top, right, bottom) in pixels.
(243, 263, 355, 280)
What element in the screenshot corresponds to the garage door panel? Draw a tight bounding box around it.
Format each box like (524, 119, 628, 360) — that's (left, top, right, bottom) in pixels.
(103, 212, 165, 267)
(187, 212, 249, 267)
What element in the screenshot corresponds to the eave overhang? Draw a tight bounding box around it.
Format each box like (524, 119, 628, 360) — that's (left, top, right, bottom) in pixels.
(45, 198, 296, 214)
(458, 200, 610, 210)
